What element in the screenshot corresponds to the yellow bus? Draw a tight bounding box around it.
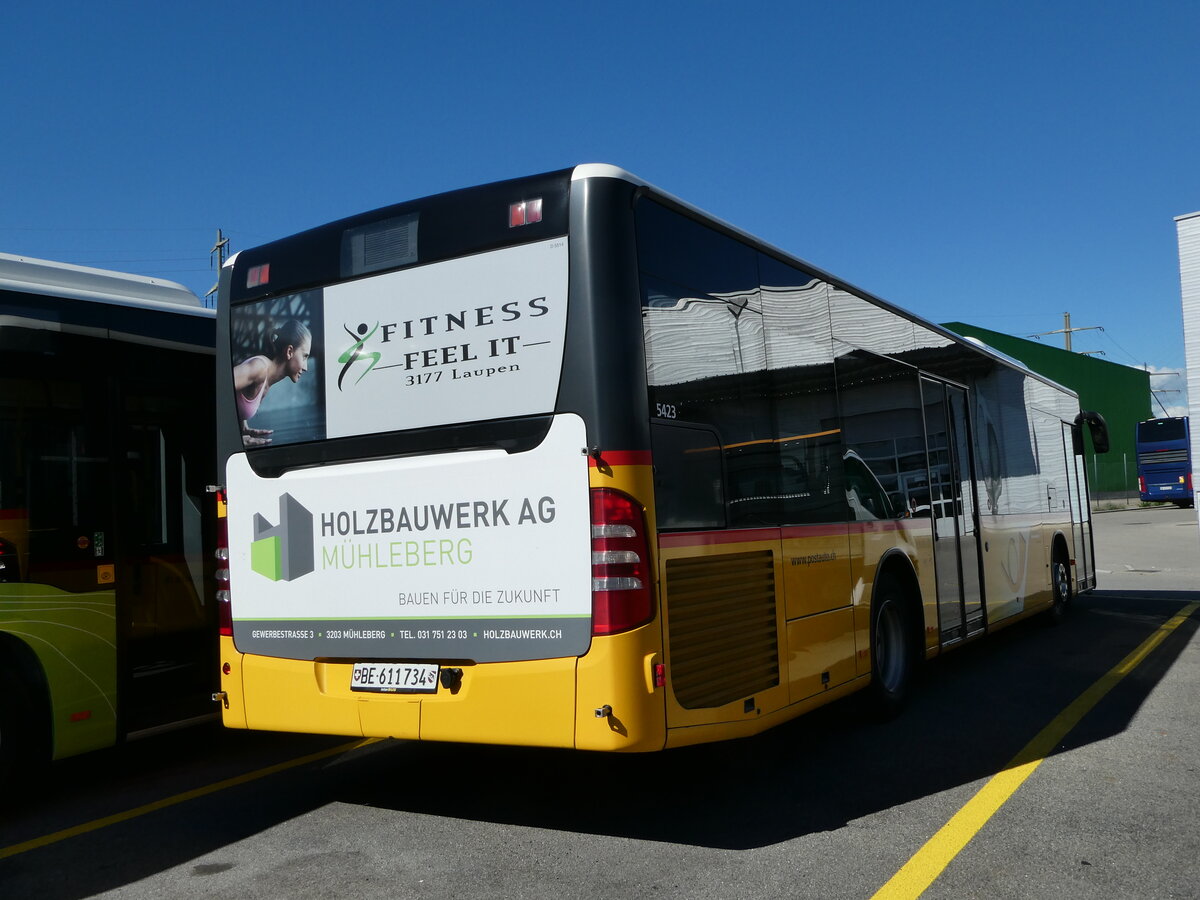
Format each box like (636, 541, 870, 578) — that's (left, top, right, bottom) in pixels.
(212, 165, 1109, 751)
(1, 253, 217, 781)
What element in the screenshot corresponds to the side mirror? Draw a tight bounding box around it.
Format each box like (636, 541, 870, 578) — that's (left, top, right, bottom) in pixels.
(1074, 410, 1110, 454)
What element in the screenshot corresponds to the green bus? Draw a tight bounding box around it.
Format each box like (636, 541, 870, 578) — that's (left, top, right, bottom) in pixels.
(0, 253, 217, 784)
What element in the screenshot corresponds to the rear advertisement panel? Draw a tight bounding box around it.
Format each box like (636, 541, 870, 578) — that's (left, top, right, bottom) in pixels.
(228, 237, 569, 448)
(225, 414, 592, 662)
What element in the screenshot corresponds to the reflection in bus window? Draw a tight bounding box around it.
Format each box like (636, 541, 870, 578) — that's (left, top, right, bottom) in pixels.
(844, 451, 897, 520)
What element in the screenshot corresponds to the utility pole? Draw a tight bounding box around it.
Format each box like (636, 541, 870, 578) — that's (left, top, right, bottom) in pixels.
(205, 228, 230, 307)
(1028, 312, 1103, 351)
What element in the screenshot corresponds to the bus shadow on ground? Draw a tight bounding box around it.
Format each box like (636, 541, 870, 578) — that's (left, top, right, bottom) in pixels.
(328, 589, 1197, 850)
(0, 590, 1194, 898)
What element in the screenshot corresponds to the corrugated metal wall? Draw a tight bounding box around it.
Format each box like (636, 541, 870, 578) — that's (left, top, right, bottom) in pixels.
(1177, 211, 1200, 522)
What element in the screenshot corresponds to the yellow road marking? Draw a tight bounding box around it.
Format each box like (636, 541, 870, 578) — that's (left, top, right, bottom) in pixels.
(0, 737, 381, 860)
(873, 601, 1199, 900)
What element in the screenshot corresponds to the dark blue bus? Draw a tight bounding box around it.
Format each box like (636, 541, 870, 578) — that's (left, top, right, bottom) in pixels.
(1136, 417, 1193, 507)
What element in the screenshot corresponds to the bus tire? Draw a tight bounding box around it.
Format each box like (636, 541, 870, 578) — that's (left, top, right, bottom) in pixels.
(0, 653, 50, 802)
(869, 580, 915, 719)
(1046, 542, 1073, 626)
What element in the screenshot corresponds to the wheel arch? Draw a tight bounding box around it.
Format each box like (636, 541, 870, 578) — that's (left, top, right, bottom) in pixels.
(872, 549, 925, 658)
(1051, 530, 1073, 580)
(1051, 529, 1070, 553)
(0, 631, 54, 764)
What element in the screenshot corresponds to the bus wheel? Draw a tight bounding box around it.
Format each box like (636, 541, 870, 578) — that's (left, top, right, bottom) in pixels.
(1046, 546, 1073, 626)
(0, 659, 46, 800)
(869, 581, 913, 718)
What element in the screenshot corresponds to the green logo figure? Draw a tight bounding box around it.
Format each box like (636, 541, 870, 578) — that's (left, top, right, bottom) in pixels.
(338, 322, 381, 390)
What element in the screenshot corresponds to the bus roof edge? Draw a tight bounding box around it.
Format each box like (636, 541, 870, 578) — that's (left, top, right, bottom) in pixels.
(0, 251, 209, 315)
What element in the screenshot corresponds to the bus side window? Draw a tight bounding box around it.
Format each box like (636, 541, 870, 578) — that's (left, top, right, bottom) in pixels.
(650, 423, 726, 531)
(844, 452, 896, 520)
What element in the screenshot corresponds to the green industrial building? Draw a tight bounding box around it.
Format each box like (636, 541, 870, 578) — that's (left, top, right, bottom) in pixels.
(941, 322, 1151, 497)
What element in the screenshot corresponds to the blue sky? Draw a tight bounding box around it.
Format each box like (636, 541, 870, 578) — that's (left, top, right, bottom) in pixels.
(5, 1, 1197, 412)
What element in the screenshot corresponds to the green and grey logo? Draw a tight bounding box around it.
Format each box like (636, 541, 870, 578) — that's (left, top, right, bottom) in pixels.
(251, 493, 315, 582)
(337, 321, 381, 390)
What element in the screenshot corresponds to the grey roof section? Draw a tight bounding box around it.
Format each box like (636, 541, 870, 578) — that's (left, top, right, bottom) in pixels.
(0, 251, 210, 317)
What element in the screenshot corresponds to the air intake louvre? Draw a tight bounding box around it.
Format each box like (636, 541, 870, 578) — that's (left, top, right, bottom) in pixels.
(1138, 450, 1188, 465)
(341, 213, 419, 277)
(665, 550, 778, 709)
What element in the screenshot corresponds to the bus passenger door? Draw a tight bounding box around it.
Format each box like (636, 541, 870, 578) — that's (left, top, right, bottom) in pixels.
(1063, 423, 1094, 590)
(921, 378, 985, 644)
(116, 347, 216, 734)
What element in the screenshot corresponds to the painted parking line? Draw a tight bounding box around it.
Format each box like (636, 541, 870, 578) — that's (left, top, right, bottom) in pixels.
(0, 737, 381, 861)
(872, 601, 1199, 900)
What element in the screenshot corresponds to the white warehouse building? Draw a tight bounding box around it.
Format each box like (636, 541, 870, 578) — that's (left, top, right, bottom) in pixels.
(1177, 210, 1200, 526)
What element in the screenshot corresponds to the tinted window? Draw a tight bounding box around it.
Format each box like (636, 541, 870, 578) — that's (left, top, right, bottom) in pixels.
(636, 200, 758, 301)
(1138, 419, 1187, 443)
(639, 202, 856, 529)
(759, 254, 847, 524)
(638, 200, 773, 530)
(650, 423, 725, 530)
(835, 349, 922, 520)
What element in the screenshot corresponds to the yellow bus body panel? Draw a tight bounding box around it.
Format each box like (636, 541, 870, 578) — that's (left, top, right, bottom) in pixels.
(218, 634, 248, 729)
(417, 656, 575, 747)
(780, 528, 853, 620)
(225, 634, 670, 750)
(785, 607, 858, 704)
(574, 624, 666, 752)
(665, 677, 866, 749)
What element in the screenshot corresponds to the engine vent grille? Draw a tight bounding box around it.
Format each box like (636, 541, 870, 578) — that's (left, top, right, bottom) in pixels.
(665, 550, 779, 709)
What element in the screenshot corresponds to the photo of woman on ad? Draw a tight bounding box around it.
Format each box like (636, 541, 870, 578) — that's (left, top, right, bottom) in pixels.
(234, 319, 312, 446)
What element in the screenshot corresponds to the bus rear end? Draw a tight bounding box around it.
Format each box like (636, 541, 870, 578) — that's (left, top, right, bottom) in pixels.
(1136, 417, 1193, 506)
(213, 169, 666, 751)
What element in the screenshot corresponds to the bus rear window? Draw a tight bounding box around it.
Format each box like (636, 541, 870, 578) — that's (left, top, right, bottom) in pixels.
(1137, 419, 1186, 443)
(228, 238, 570, 449)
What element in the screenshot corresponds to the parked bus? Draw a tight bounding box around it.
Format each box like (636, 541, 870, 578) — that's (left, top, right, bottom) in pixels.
(0, 253, 217, 781)
(212, 165, 1109, 751)
(1136, 417, 1193, 507)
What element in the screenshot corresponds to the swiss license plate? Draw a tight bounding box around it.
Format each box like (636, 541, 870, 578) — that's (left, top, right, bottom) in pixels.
(351, 662, 439, 694)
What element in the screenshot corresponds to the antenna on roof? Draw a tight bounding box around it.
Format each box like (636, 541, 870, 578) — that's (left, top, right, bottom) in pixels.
(205, 228, 230, 307)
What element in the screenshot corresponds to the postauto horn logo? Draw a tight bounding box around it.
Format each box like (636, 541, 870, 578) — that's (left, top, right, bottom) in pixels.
(251, 493, 315, 582)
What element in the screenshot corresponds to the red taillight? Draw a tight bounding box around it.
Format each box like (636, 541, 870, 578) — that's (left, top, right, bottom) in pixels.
(215, 488, 232, 637)
(1138, 476, 1146, 494)
(590, 488, 654, 636)
(1187, 473, 1194, 491)
(508, 198, 543, 227)
(246, 263, 270, 288)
